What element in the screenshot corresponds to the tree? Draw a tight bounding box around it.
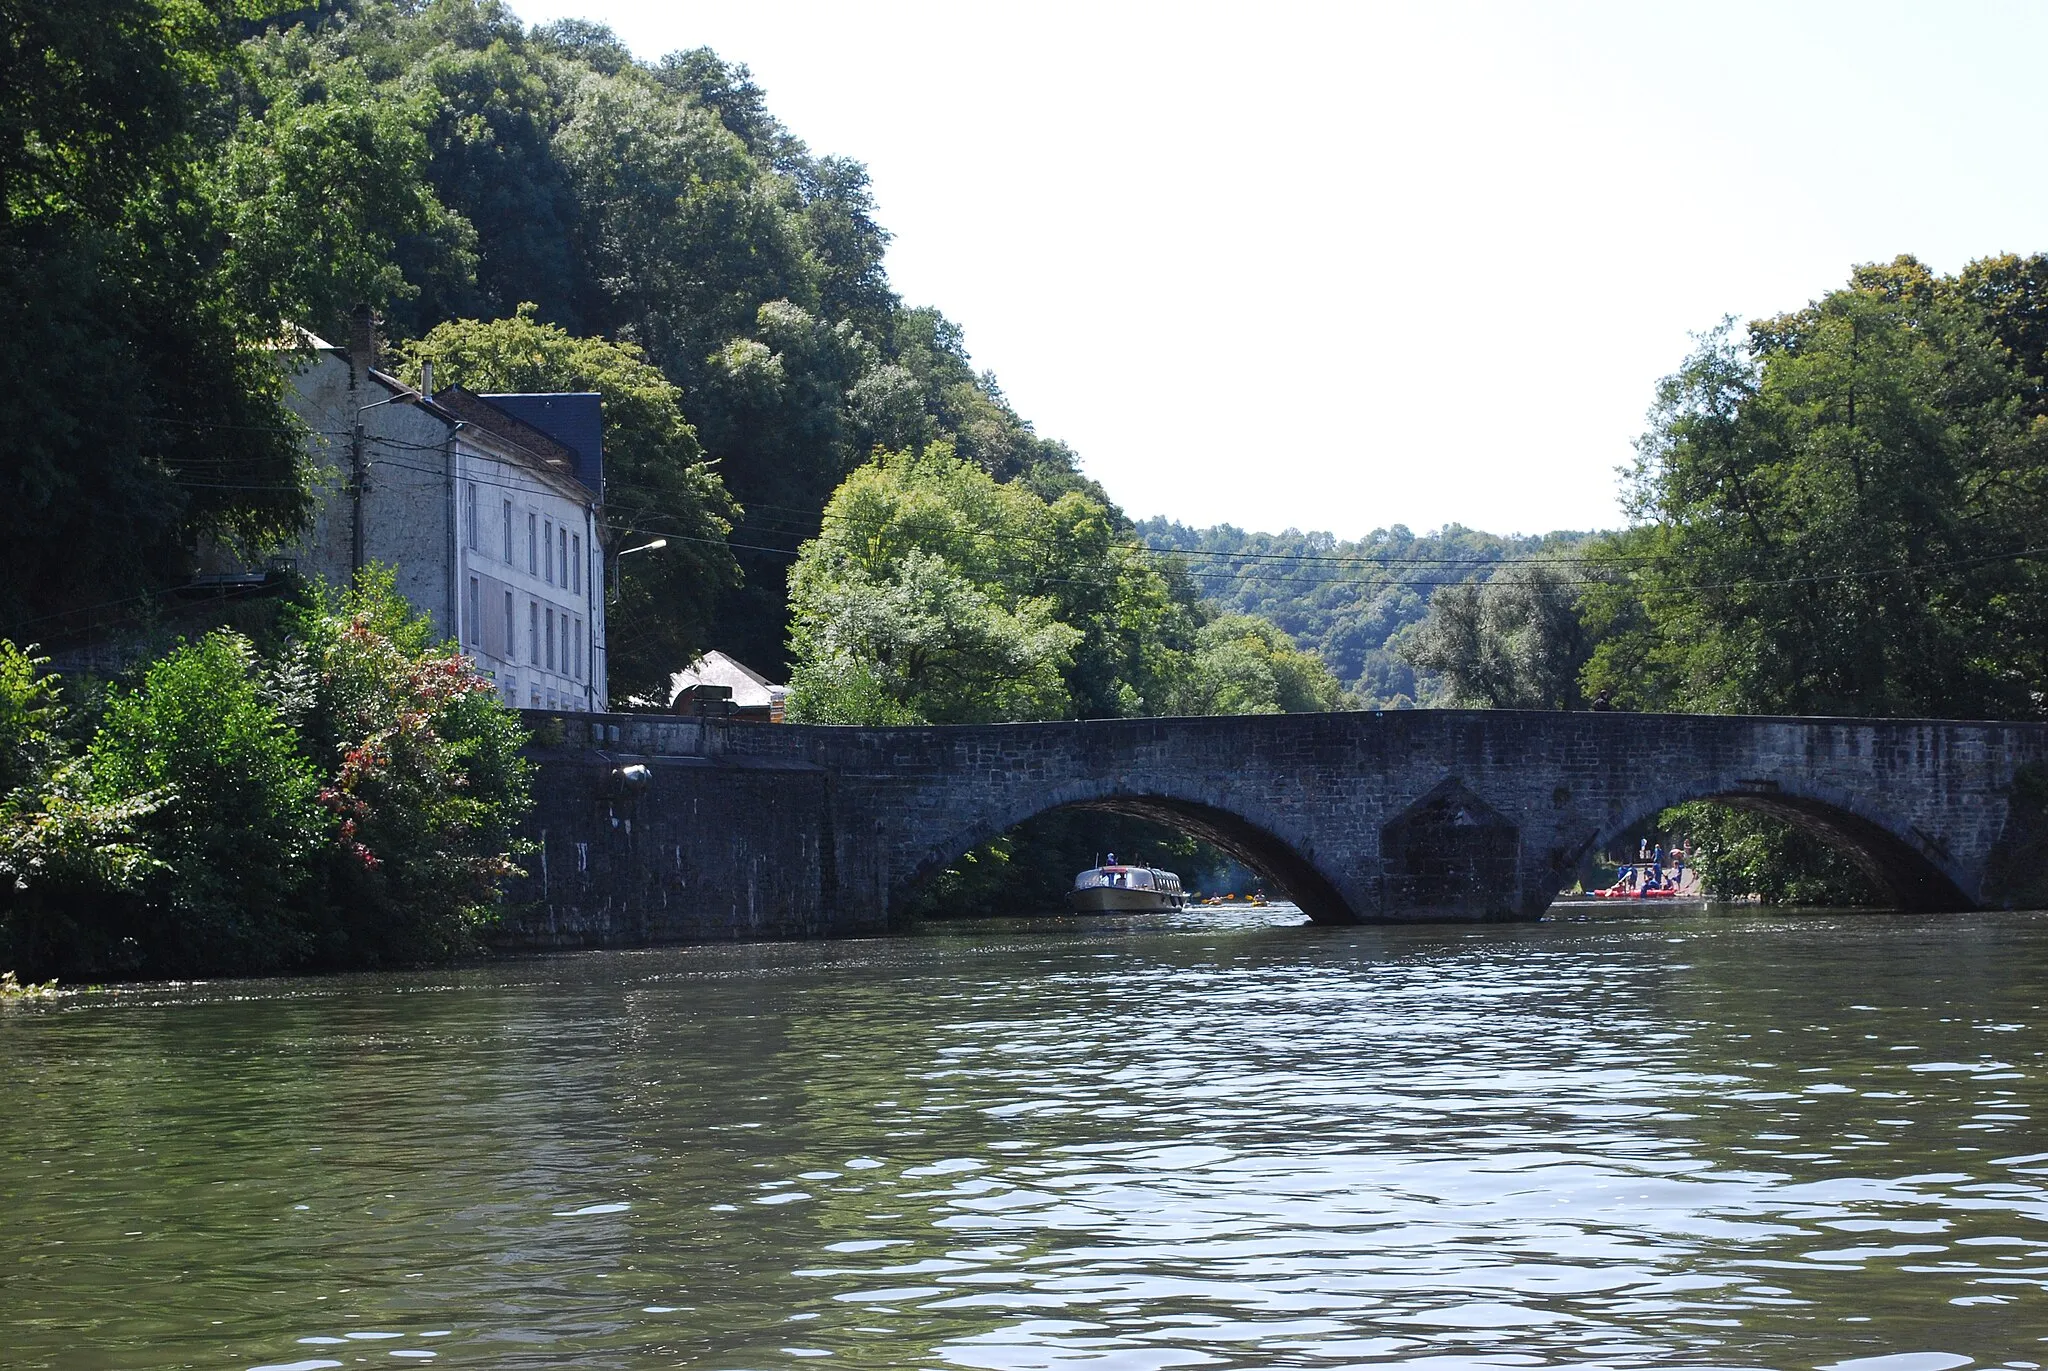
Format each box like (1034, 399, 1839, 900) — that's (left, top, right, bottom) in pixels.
(399, 308, 739, 699)
(217, 37, 478, 339)
(789, 451, 1343, 914)
(1399, 561, 1590, 709)
(1171, 615, 1345, 715)
(1661, 801, 1876, 905)
(787, 549, 1080, 725)
(1601, 260, 2048, 718)
(1, 0, 312, 646)
(784, 446, 1207, 725)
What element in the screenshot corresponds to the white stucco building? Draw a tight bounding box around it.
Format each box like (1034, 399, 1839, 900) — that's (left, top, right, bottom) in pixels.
(281, 330, 608, 710)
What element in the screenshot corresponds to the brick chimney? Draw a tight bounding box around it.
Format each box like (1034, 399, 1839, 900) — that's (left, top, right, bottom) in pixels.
(348, 303, 379, 387)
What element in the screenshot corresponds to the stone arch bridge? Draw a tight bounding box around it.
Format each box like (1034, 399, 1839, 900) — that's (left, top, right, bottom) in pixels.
(500, 709, 2048, 947)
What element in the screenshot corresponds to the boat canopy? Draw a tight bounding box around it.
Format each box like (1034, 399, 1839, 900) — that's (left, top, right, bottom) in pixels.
(1073, 866, 1182, 893)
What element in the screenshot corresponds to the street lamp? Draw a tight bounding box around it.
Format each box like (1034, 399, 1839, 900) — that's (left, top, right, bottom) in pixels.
(619, 538, 668, 557)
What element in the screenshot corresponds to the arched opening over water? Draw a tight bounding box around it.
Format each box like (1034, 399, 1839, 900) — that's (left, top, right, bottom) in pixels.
(900, 794, 1356, 924)
(1582, 785, 1973, 912)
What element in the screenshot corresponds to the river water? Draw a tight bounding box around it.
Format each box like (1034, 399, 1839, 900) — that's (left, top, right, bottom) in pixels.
(4, 906, 2046, 1370)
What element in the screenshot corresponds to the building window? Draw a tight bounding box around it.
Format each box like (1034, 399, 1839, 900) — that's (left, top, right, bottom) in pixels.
(466, 576, 479, 647)
(529, 600, 539, 664)
(543, 519, 553, 584)
(572, 534, 582, 594)
(558, 527, 568, 588)
(464, 482, 478, 550)
(573, 619, 582, 680)
(527, 513, 537, 574)
(502, 499, 513, 562)
(545, 608, 556, 671)
(503, 591, 514, 657)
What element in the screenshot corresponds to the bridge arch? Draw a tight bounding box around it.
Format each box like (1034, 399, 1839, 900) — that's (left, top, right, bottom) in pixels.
(1582, 778, 1973, 912)
(900, 789, 1358, 924)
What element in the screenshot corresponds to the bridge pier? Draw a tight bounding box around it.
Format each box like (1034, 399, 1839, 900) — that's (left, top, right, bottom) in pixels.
(493, 710, 2048, 949)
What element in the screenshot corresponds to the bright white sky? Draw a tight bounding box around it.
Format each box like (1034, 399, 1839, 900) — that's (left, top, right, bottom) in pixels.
(513, 0, 2048, 539)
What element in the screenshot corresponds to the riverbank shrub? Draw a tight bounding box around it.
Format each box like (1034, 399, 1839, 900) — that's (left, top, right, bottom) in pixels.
(0, 573, 531, 980)
(0, 642, 163, 975)
(87, 632, 328, 973)
(278, 572, 531, 965)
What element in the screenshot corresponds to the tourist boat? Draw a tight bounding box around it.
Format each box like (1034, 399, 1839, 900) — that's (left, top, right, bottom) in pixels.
(1067, 859, 1186, 913)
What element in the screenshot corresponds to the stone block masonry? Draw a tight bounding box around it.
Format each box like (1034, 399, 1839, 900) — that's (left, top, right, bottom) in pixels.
(494, 708, 2048, 949)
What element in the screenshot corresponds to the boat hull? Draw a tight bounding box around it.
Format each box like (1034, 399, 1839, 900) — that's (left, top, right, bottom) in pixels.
(1066, 887, 1185, 913)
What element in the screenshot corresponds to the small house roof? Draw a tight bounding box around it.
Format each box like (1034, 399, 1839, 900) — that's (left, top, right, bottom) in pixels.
(667, 651, 787, 709)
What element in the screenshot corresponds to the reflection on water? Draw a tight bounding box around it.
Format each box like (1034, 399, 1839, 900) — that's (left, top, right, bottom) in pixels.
(4, 906, 2047, 1369)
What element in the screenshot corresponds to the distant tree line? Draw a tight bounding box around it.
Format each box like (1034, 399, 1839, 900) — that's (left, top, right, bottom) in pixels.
(1135, 521, 1590, 708)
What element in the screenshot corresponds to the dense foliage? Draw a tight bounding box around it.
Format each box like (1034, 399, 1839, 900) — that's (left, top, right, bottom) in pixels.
(1663, 802, 1877, 906)
(786, 446, 1201, 725)
(1585, 255, 2048, 718)
(0, 573, 530, 978)
(224, 0, 1102, 675)
(0, 643, 162, 971)
(4, 0, 1108, 684)
(1, 0, 311, 644)
(1401, 254, 2048, 726)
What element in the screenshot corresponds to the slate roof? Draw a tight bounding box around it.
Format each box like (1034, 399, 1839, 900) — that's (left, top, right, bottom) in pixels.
(429, 386, 589, 498)
(481, 392, 603, 500)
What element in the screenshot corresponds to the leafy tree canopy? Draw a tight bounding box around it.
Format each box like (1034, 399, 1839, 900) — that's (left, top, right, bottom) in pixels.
(1, 0, 313, 644)
(1172, 615, 1345, 716)
(1396, 561, 1590, 711)
(1587, 254, 2048, 718)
